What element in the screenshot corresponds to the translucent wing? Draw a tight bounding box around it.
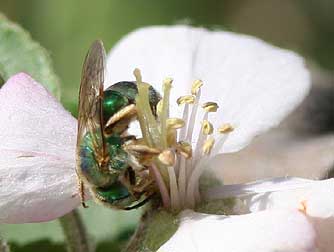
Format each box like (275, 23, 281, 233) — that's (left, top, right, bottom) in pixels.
(77, 40, 106, 166)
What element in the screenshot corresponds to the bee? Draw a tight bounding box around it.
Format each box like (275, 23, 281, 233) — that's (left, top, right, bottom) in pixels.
(76, 40, 161, 209)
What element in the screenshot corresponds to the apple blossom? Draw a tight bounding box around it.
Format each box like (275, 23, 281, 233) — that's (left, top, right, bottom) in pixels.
(0, 25, 333, 251)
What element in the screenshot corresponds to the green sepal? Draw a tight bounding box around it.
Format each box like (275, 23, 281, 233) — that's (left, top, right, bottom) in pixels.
(125, 202, 179, 252)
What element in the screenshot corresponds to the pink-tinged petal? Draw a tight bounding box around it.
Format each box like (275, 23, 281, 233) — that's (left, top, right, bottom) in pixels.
(158, 209, 317, 252)
(107, 25, 310, 153)
(205, 177, 334, 252)
(0, 73, 79, 223)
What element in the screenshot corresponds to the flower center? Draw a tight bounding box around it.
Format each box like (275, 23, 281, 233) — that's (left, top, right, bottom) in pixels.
(132, 69, 234, 211)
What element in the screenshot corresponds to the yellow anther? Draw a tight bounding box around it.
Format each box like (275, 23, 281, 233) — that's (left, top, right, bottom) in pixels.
(191, 80, 203, 95)
(202, 137, 215, 155)
(158, 149, 175, 166)
(298, 200, 308, 214)
(201, 120, 213, 135)
(218, 123, 234, 134)
(177, 95, 195, 105)
(175, 141, 192, 159)
(167, 118, 185, 129)
(202, 102, 219, 112)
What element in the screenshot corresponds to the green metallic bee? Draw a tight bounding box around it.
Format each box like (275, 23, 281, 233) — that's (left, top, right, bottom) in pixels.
(76, 40, 161, 209)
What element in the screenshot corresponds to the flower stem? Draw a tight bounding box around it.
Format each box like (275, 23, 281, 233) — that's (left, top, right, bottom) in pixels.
(59, 209, 93, 252)
(0, 237, 10, 252)
(125, 200, 178, 252)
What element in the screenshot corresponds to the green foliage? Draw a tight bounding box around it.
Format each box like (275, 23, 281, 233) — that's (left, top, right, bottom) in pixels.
(0, 14, 61, 98)
(10, 240, 66, 252)
(0, 75, 4, 87)
(0, 205, 141, 252)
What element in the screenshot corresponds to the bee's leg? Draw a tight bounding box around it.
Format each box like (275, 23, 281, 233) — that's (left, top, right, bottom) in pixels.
(77, 176, 89, 208)
(120, 135, 136, 144)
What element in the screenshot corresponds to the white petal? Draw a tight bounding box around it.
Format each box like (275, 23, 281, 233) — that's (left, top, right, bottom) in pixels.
(205, 177, 314, 199)
(209, 133, 334, 184)
(107, 25, 310, 153)
(158, 209, 317, 252)
(205, 177, 334, 252)
(0, 73, 79, 223)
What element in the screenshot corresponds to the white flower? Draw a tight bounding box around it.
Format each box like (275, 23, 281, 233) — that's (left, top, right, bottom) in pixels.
(158, 178, 334, 252)
(159, 209, 318, 252)
(0, 25, 332, 251)
(0, 73, 80, 223)
(107, 26, 333, 252)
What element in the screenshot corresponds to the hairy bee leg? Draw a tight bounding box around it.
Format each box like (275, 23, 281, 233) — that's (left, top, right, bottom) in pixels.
(121, 134, 136, 141)
(77, 177, 89, 208)
(105, 104, 137, 128)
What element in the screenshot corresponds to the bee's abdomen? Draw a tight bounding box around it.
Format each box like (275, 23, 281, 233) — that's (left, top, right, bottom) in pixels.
(93, 181, 133, 207)
(79, 136, 118, 187)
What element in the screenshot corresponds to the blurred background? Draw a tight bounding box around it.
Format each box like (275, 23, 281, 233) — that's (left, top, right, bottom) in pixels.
(0, 0, 333, 114)
(0, 0, 333, 251)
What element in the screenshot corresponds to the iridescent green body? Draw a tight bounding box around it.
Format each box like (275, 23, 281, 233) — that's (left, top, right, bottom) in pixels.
(79, 81, 160, 209)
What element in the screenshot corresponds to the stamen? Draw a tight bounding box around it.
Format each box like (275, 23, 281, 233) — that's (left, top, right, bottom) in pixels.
(201, 120, 213, 135)
(202, 137, 215, 155)
(149, 164, 171, 209)
(191, 80, 203, 95)
(178, 103, 189, 141)
(175, 103, 190, 180)
(298, 200, 308, 214)
(158, 150, 176, 166)
(218, 123, 234, 134)
(134, 69, 169, 182)
(167, 118, 185, 129)
(183, 85, 202, 181)
(134, 69, 160, 147)
(193, 112, 209, 165)
(211, 124, 234, 155)
(185, 83, 202, 142)
(164, 77, 173, 86)
(167, 128, 177, 146)
(177, 95, 195, 105)
(175, 141, 192, 159)
(156, 100, 163, 115)
(168, 166, 181, 211)
(133, 68, 142, 82)
(202, 102, 219, 112)
(177, 157, 187, 208)
(186, 136, 216, 208)
(160, 78, 173, 149)
(211, 134, 229, 156)
(132, 71, 231, 211)
(186, 157, 209, 208)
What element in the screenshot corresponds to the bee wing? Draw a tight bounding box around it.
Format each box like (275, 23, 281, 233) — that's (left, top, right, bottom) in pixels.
(77, 40, 107, 165)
